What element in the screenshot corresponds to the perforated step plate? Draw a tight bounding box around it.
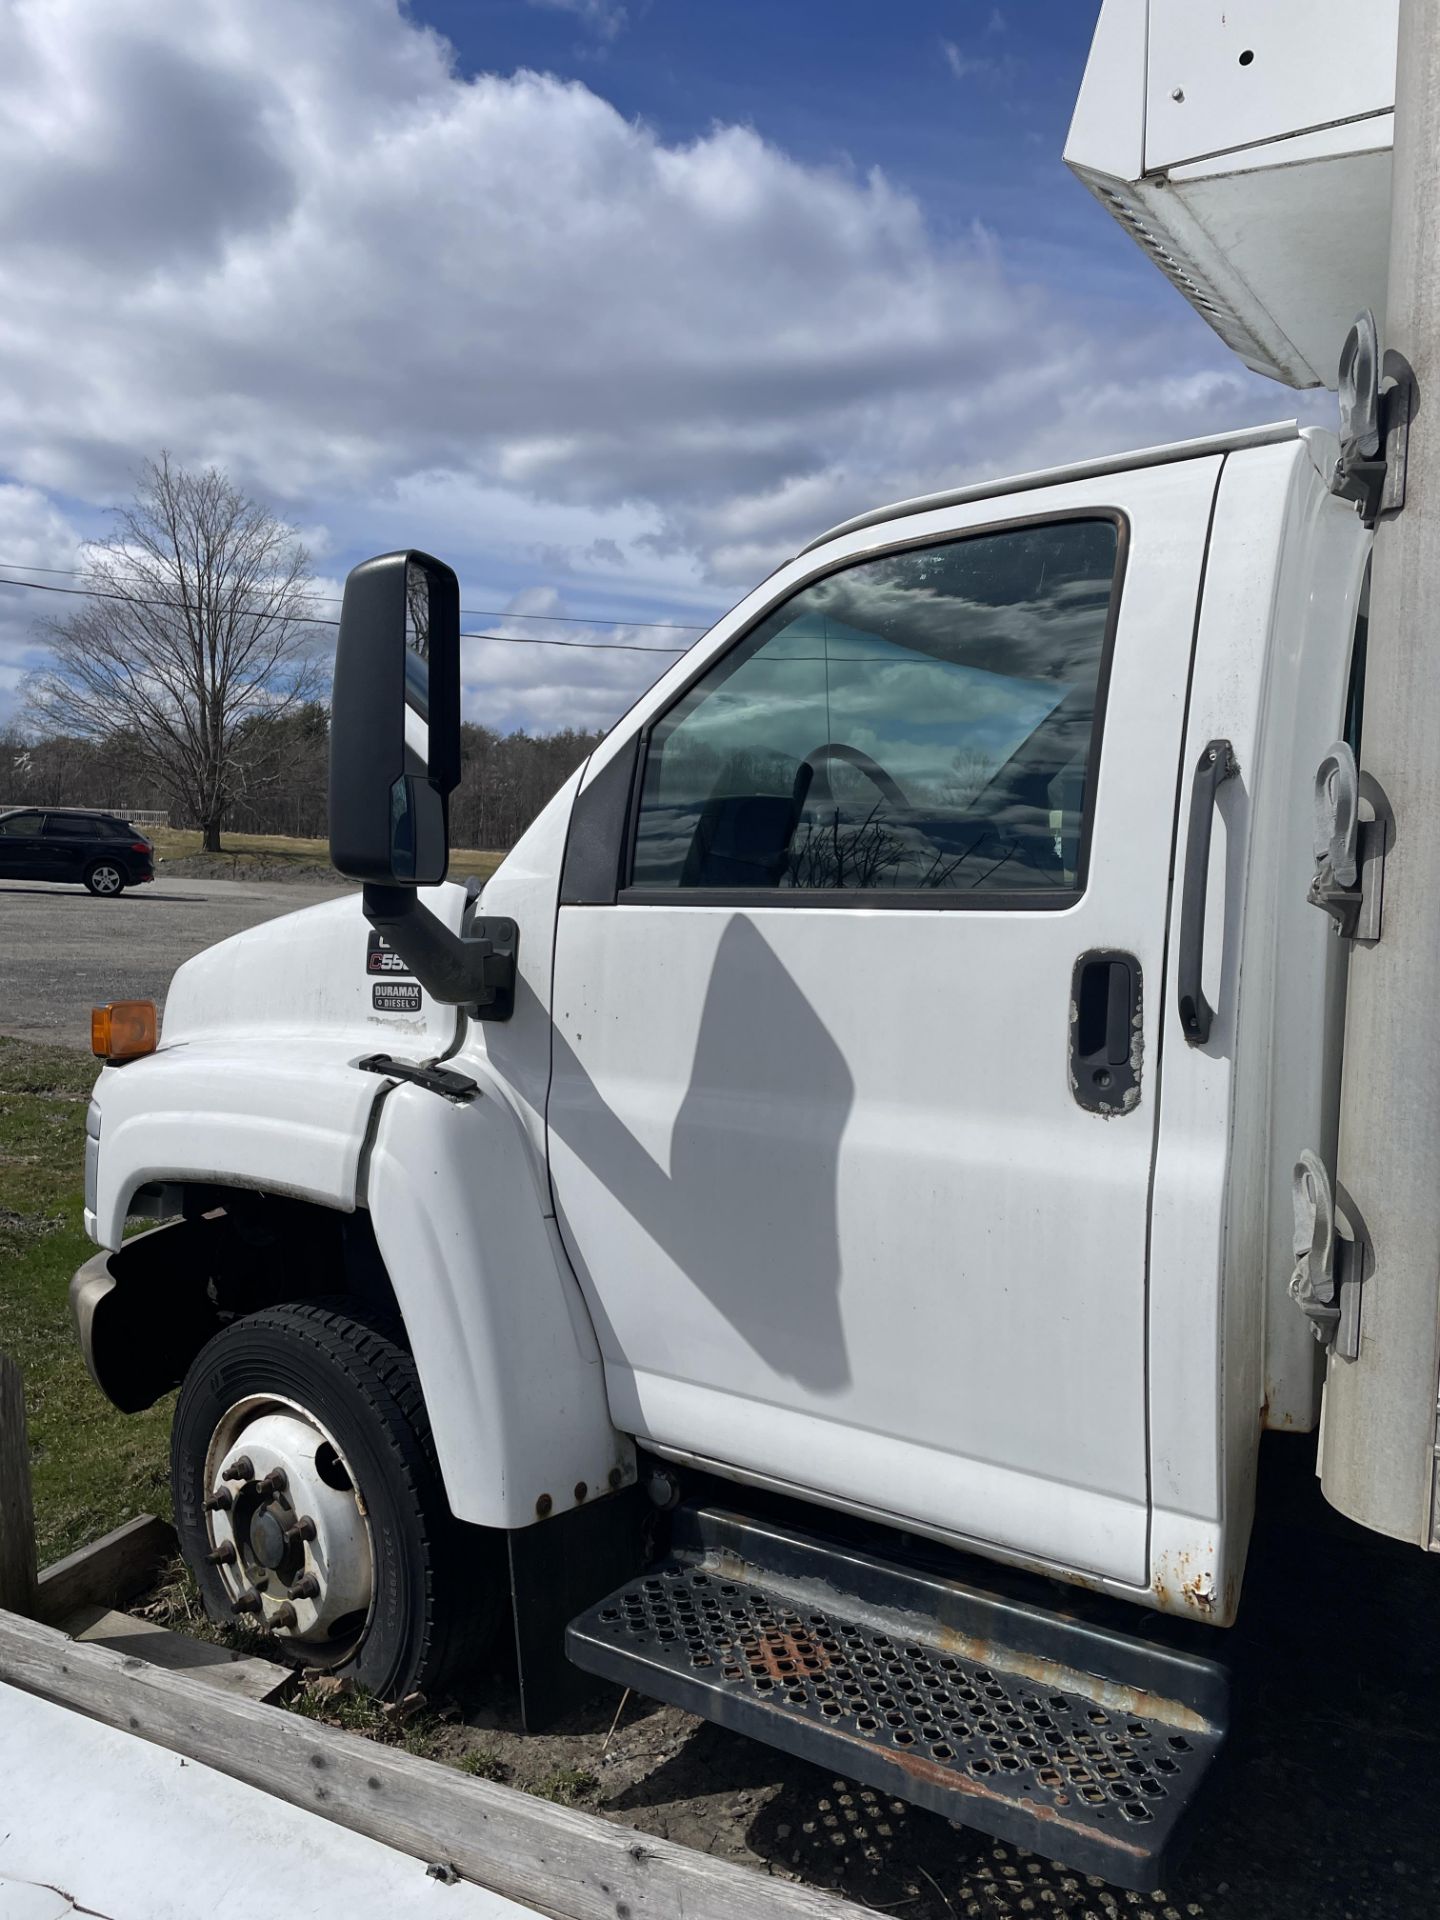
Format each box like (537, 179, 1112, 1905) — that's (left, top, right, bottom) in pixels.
(567, 1507, 1227, 1891)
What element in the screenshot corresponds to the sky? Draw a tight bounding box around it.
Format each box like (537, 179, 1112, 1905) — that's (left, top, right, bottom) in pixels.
(0, 0, 1323, 739)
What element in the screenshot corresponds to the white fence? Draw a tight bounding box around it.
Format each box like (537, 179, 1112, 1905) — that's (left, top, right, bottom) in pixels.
(0, 804, 169, 827)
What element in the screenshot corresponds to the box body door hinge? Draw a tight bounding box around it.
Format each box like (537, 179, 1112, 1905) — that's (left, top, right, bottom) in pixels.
(1290, 1149, 1368, 1362)
(1307, 742, 1386, 942)
(1328, 311, 1413, 529)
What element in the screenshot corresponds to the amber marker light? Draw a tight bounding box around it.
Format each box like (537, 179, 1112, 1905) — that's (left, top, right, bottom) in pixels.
(91, 1000, 157, 1062)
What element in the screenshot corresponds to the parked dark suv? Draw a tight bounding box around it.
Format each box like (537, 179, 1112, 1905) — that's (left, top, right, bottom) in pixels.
(0, 809, 155, 895)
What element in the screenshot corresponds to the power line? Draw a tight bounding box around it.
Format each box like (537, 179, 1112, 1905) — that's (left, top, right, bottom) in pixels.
(0, 557, 706, 633)
(0, 573, 688, 655)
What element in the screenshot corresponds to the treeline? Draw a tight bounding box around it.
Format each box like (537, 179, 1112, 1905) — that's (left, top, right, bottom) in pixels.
(0, 709, 604, 852)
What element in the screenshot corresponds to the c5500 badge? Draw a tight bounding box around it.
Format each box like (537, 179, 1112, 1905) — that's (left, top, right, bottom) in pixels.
(366, 929, 413, 977)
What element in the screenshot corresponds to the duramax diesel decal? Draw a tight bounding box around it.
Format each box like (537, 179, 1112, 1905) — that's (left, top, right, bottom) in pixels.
(373, 980, 422, 1013)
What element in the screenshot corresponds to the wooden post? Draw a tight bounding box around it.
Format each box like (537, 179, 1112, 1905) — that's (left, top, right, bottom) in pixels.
(0, 1353, 38, 1617)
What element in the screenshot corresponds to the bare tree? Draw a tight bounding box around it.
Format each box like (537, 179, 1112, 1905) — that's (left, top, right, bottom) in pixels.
(25, 455, 323, 850)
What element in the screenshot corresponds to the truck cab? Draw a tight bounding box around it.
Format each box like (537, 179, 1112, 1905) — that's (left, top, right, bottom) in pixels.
(73, 420, 1370, 1888)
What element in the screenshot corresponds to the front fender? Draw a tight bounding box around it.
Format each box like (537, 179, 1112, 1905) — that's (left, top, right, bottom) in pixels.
(88, 1040, 388, 1249)
(365, 1073, 633, 1531)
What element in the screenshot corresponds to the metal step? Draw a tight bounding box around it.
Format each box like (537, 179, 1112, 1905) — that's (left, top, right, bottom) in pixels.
(567, 1506, 1227, 1891)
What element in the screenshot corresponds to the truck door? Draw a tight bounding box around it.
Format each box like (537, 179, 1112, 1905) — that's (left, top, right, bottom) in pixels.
(547, 459, 1221, 1588)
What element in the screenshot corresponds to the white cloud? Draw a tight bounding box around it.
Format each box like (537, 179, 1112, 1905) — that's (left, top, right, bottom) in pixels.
(942, 40, 994, 82)
(0, 0, 1304, 735)
(527, 0, 629, 40)
(0, 485, 87, 715)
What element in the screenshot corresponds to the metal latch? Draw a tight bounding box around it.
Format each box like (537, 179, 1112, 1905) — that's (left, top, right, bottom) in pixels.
(1290, 1150, 1366, 1362)
(1328, 309, 1413, 528)
(356, 1053, 479, 1102)
(1307, 741, 1384, 942)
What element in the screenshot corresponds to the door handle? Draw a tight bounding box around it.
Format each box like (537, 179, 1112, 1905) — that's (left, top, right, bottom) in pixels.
(1070, 950, 1142, 1113)
(1177, 738, 1237, 1047)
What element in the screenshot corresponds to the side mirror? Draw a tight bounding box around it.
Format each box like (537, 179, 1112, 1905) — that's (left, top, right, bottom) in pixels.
(329, 550, 516, 1018)
(330, 550, 460, 886)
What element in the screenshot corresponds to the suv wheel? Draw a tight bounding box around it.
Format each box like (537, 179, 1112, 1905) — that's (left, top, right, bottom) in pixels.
(84, 860, 125, 895)
(172, 1301, 501, 1698)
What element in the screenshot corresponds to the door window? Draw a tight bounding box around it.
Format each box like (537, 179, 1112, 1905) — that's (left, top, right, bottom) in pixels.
(630, 518, 1121, 899)
(0, 812, 44, 837)
(43, 815, 95, 838)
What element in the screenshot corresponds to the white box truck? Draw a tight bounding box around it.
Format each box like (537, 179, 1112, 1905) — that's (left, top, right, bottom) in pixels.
(65, 1, 1421, 1890)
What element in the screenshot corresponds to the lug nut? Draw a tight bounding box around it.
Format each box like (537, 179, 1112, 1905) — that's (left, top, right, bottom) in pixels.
(232, 1587, 263, 1614)
(203, 1488, 233, 1513)
(288, 1573, 320, 1601)
(222, 1455, 255, 1483)
(271, 1602, 298, 1631)
(205, 1541, 237, 1565)
(259, 1467, 288, 1496)
(284, 1515, 317, 1544)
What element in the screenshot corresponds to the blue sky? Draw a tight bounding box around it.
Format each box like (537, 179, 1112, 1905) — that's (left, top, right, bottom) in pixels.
(0, 0, 1308, 736)
(423, 1, 1187, 334)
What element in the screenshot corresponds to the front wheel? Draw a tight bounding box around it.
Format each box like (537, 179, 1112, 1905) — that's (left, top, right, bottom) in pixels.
(172, 1301, 501, 1698)
(84, 860, 125, 895)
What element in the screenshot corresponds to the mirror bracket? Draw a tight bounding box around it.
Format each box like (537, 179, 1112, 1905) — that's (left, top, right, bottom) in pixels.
(363, 885, 517, 1019)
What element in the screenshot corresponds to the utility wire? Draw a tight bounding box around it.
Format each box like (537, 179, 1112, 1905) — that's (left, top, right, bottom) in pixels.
(0, 573, 689, 655)
(0, 558, 706, 633)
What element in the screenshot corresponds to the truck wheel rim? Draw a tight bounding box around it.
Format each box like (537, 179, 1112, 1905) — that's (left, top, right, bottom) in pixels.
(202, 1393, 374, 1663)
(92, 866, 120, 892)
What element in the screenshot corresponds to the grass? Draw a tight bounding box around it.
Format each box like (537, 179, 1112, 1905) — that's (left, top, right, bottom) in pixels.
(148, 825, 504, 885)
(0, 1036, 174, 1564)
(533, 1766, 602, 1806)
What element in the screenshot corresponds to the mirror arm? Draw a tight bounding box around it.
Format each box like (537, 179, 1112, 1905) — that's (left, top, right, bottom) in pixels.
(363, 885, 517, 1019)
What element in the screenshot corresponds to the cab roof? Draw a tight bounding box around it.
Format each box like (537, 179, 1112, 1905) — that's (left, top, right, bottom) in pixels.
(801, 419, 1299, 554)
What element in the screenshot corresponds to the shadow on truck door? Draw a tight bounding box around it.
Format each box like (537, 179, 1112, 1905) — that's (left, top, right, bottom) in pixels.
(548, 912, 855, 1394)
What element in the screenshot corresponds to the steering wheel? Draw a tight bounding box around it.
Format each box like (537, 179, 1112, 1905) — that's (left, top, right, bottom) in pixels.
(793, 740, 1048, 883)
(794, 742, 913, 814)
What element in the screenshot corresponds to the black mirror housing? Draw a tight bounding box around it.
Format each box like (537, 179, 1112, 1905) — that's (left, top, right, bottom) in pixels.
(327, 549, 517, 1018)
(329, 550, 460, 886)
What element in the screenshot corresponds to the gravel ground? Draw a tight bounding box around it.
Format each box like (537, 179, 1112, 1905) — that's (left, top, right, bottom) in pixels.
(0, 872, 352, 1048)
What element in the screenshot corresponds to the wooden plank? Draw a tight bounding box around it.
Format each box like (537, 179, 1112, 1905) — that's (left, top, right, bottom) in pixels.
(0, 1354, 38, 1617)
(35, 1514, 175, 1624)
(0, 1607, 865, 1920)
(63, 1605, 293, 1703)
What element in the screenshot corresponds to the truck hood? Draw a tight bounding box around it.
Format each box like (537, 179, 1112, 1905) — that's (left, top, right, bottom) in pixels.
(159, 884, 466, 1054)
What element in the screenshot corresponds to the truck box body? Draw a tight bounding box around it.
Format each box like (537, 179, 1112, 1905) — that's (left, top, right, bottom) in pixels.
(1066, 0, 1399, 387)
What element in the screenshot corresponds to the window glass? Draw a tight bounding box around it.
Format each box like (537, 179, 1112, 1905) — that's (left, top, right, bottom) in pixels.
(632, 518, 1119, 895)
(0, 812, 44, 837)
(44, 814, 95, 838)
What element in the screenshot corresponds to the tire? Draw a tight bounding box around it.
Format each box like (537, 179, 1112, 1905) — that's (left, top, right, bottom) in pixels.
(84, 860, 126, 896)
(172, 1300, 501, 1698)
